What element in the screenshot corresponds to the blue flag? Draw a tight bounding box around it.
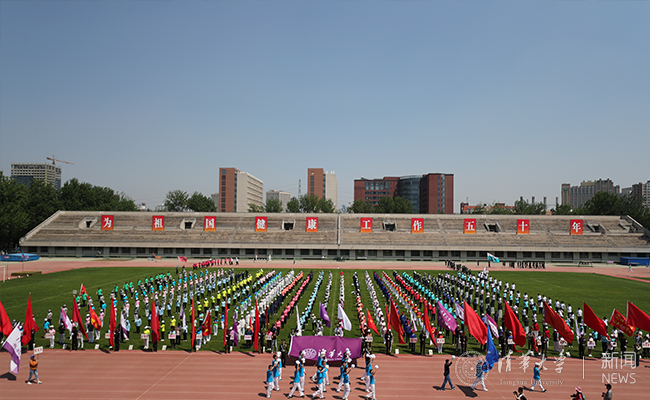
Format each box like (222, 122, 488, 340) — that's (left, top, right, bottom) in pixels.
(483, 316, 500, 371)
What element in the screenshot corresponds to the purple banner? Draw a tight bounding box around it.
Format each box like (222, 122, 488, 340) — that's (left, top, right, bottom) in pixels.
(319, 302, 331, 328)
(436, 301, 458, 332)
(289, 336, 362, 361)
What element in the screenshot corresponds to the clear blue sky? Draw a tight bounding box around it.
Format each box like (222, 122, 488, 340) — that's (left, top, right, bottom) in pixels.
(1, 1, 648, 211)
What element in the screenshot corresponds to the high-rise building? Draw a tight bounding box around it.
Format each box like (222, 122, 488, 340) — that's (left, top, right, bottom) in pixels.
(307, 168, 338, 208)
(218, 168, 263, 212)
(353, 173, 454, 214)
(211, 193, 219, 210)
(623, 181, 650, 210)
(561, 179, 620, 209)
(266, 190, 291, 211)
(11, 163, 62, 190)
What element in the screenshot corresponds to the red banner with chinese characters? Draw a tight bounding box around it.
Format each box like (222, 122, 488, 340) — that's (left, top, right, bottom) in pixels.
(360, 217, 373, 233)
(570, 219, 583, 235)
(411, 218, 424, 233)
(152, 216, 165, 231)
(204, 216, 216, 232)
(306, 217, 319, 233)
(610, 309, 634, 336)
(464, 218, 476, 234)
(517, 219, 529, 234)
(255, 216, 267, 232)
(101, 215, 114, 231)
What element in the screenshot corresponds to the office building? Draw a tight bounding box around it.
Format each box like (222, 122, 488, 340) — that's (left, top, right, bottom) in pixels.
(11, 163, 62, 190)
(354, 173, 454, 214)
(307, 168, 337, 208)
(218, 168, 264, 212)
(266, 189, 291, 211)
(561, 179, 620, 209)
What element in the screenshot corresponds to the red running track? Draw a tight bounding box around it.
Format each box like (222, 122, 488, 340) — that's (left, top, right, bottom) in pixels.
(1, 349, 649, 399)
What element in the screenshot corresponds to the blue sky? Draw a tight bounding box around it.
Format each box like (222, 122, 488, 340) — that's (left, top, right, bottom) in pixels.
(1, 1, 648, 211)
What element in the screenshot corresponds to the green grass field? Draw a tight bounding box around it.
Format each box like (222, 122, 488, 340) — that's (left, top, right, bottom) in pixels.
(1, 266, 648, 357)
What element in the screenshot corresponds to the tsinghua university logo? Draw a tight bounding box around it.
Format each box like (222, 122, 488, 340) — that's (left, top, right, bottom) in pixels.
(454, 351, 483, 385)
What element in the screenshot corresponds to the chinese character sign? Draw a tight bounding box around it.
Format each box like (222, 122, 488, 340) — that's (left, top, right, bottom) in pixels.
(464, 218, 476, 234)
(517, 219, 529, 235)
(570, 219, 583, 235)
(360, 218, 373, 233)
(306, 217, 319, 233)
(101, 215, 114, 231)
(255, 216, 267, 232)
(152, 216, 165, 231)
(411, 218, 424, 233)
(204, 216, 216, 232)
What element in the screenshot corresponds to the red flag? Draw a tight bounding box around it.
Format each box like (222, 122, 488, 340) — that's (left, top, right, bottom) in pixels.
(79, 284, 88, 296)
(72, 299, 88, 340)
(504, 301, 526, 347)
(386, 304, 391, 331)
(610, 308, 634, 336)
(543, 301, 574, 343)
(627, 302, 650, 333)
(366, 309, 379, 336)
(109, 300, 116, 348)
(89, 307, 102, 330)
(464, 300, 487, 345)
(203, 310, 212, 336)
(583, 302, 609, 339)
(389, 299, 405, 344)
(151, 300, 160, 344)
(254, 300, 260, 352)
(22, 294, 39, 345)
(423, 300, 433, 339)
(191, 298, 196, 346)
(0, 300, 12, 337)
(223, 305, 228, 347)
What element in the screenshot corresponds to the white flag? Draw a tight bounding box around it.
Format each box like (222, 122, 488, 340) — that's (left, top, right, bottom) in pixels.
(338, 304, 352, 331)
(2, 325, 22, 374)
(61, 307, 73, 332)
(296, 304, 302, 336)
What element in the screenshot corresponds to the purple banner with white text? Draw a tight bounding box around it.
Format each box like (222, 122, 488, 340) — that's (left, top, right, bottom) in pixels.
(288, 336, 362, 361)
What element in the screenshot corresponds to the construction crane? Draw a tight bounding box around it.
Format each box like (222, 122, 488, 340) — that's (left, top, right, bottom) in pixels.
(46, 155, 74, 166)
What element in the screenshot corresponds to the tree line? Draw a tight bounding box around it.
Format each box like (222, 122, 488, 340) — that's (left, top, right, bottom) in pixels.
(472, 193, 649, 230)
(248, 194, 335, 213)
(0, 174, 139, 250)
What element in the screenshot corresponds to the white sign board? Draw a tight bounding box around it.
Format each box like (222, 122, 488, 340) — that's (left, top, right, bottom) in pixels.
(33, 346, 43, 355)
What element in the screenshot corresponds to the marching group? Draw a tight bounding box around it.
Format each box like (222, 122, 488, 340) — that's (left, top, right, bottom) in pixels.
(265, 348, 378, 400)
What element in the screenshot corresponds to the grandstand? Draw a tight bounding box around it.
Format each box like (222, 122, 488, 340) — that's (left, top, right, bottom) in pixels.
(19, 211, 650, 263)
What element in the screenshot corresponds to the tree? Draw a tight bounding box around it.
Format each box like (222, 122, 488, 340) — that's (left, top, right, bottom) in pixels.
(163, 190, 189, 212)
(0, 173, 30, 250)
(551, 204, 573, 215)
(265, 198, 284, 213)
(347, 200, 373, 214)
(393, 196, 414, 214)
(286, 197, 300, 213)
(299, 195, 320, 213)
(514, 198, 546, 215)
(248, 203, 265, 213)
(187, 192, 217, 212)
(317, 197, 335, 213)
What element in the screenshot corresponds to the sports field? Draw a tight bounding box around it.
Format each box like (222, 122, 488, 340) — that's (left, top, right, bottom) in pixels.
(1, 258, 649, 399)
